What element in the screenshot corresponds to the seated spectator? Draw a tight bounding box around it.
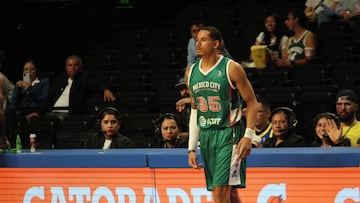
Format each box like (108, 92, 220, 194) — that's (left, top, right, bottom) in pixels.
(187, 19, 205, 67)
(11, 59, 50, 121)
(175, 75, 190, 138)
(276, 9, 317, 67)
(310, 112, 351, 147)
(251, 13, 288, 66)
(217, 38, 233, 59)
(335, 89, 360, 146)
(0, 50, 15, 114)
(0, 50, 14, 149)
(46, 54, 116, 120)
(304, 0, 340, 27)
(0, 77, 5, 125)
(0, 79, 6, 149)
(153, 113, 188, 148)
(254, 95, 273, 147)
(94, 107, 135, 149)
(335, 0, 360, 21)
(263, 107, 306, 147)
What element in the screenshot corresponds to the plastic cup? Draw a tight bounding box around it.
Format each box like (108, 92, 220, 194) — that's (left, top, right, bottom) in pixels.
(251, 45, 267, 68)
(271, 51, 279, 61)
(30, 134, 36, 152)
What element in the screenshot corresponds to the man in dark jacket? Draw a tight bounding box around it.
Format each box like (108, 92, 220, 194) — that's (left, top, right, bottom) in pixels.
(47, 55, 115, 118)
(263, 107, 306, 147)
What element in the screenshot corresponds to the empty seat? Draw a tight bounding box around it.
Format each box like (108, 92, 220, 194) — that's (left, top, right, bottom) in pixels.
(26, 115, 61, 149)
(257, 67, 294, 87)
(317, 21, 350, 43)
(56, 114, 95, 133)
(55, 131, 96, 149)
(291, 64, 332, 87)
(331, 63, 360, 89)
(121, 113, 160, 148)
(297, 85, 338, 125)
(263, 86, 301, 109)
(118, 91, 156, 113)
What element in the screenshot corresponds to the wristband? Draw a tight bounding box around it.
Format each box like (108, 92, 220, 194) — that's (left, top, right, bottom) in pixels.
(244, 128, 255, 139)
(251, 134, 262, 145)
(188, 150, 196, 154)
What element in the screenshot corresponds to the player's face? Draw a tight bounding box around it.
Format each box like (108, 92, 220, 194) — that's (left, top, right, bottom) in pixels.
(196, 30, 218, 57)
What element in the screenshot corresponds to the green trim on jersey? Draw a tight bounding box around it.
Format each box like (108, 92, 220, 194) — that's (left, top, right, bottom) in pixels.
(287, 30, 310, 61)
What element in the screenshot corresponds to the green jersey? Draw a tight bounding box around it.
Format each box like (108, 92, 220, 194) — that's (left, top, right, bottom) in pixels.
(287, 30, 310, 61)
(189, 56, 243, 129)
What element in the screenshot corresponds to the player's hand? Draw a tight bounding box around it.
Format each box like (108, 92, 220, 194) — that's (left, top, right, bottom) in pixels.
(188, 151, 201, 169)
(237, 137, 252, 160)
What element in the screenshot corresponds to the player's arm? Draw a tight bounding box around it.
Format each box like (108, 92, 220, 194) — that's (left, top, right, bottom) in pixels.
(229, 61, 258, 158)
(229, 61, 257, 132)
(185, 66, 201, 169)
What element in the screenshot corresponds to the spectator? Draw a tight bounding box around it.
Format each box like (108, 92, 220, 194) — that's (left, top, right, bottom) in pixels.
(186, 19, 232, 67)
(304, 0, 340, 27)
(153, 113, 188, 148)
(0, 50, 15, 113)
(0, 49, 14, 142)
(175, 75, 191, 138)
(276, 9, 317, 67)
(263, 107, 306, 147)
(11, 59, 50, 121)
(0, 75, 6, 148)
(335, 0, 360, 21)
(335, 89, 360, 146)
(310, 112, 351, 147)
(46, 54, 115, 120)
(187, 19, 205, 67)
(254, 95, 273, 146)
(251, 13, 288, 65)
(94, 107, 135, 149)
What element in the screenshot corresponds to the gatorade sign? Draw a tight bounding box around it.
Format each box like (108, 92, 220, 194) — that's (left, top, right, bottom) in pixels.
(1, 167, 359, 202)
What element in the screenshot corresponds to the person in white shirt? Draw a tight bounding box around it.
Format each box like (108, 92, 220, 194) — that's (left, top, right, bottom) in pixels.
(304, 0, 340, 26)
(335, 0, 360, 21)
(47, 55, 116, 120)
(251, 13, 288, 65)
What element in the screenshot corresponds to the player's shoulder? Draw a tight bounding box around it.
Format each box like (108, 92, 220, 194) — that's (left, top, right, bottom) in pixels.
(228, 59, 244, 71)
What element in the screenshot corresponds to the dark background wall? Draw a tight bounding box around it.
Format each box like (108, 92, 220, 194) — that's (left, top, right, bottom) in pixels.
(0, 0, 303, 82)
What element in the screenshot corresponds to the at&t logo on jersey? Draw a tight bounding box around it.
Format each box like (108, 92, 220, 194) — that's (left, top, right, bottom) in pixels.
(199, 116, 221, 127)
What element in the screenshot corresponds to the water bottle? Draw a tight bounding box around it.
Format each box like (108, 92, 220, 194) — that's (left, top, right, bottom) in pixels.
(16, 134, 22, 153)
(30, 134, 36, 152)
